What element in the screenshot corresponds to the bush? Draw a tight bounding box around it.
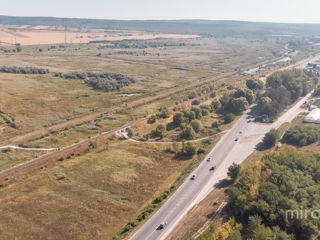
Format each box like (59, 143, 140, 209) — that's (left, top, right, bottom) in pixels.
(191, 99, 200, 105)
(0, 66, 49, 74)
(190, 120, 203, 133)
(228, 163, 241, 181)
(197, 148, 206, 154)
(127, 128, 134, 138)
(147, 115, 156, 124)
(181, 126, 195, 140)
(184, 143, 196, 156)
(173, 113, 185, 127)
(212, 121, 220, 128)
(283, 125, 319, 147)
(246, 79, 264, 90)
(56, 71, 135, 92)
(152, 124, 166, 139)
(262, 128, 278, 148)
(224, 113, 235, 124)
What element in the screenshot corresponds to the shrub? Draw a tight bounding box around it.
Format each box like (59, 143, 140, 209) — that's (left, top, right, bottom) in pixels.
(56, 71, 135, 92)
(190, 120, 203, 133)
(262, 128, 279, 148)
(147, 115, 157, 124)
(181, 126, 195, 140)
(228, 163, 241, 181)
(191, 99, 200, 105)
(283, 125, 319, 147)
(224, 113, 235, 124)
(184, 143, 196, 156)
(246, 79, 264, 90)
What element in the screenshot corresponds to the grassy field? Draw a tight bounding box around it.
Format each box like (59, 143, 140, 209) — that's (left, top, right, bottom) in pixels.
(0, 37, 283, 142)
(0, 32, 317, 240)
(0, 138, 196, 239)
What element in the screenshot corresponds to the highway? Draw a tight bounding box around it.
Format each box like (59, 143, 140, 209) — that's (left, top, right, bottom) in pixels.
(130, 93, 310, 240)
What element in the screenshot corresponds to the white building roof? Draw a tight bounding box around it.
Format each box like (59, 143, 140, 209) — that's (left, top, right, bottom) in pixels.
(304, 108, 320, 124)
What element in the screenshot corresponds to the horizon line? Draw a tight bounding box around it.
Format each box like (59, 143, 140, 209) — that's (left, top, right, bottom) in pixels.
(1, 14, 320, 25)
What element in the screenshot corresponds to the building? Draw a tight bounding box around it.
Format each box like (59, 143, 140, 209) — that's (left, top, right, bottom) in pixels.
(304, 108, 320, 124)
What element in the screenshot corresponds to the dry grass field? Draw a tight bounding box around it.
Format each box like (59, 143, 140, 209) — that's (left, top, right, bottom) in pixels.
(0, 138, 199, 240)
(0, 24, 316, 239)
(0, 25, 199, 46)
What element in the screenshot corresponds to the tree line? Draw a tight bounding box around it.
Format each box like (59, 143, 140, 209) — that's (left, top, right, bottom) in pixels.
(257, 69, 318, 120)
(0, 66, 49, 74)
(226, 149, 320, 240)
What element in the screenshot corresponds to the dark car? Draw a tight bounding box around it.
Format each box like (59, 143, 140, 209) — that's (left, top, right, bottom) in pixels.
(190, 174, 197, 180)
(210, 166, 215, 171)
(157, 222, 167, 230)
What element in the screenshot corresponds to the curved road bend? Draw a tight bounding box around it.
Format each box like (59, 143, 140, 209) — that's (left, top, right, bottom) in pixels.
(130, 93, 310, 240)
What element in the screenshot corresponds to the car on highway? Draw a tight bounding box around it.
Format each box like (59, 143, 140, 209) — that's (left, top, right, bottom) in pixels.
(240, 130, 243, 134)
(206, 157, 211, 162)
(235, 138, 239, 141)
(190, 174, 197, 180)
(210, 166, 215, 171)
(157, 222, 167, 230)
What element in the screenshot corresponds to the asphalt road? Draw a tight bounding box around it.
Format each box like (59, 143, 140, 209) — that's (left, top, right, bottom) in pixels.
(130, 93, 310, 240)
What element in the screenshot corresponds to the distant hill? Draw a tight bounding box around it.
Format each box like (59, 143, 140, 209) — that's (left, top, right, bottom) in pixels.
(1, 15, 320, 37)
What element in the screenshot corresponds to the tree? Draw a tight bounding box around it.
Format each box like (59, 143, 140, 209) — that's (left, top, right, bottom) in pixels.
(211, 99, 222, 111)
(190, 120, 203, 133)
(230, 97, 249, 114)
(227, 230, 242, 240)
(147, 115, 156, 124)
(282, 125, 319, 147)
(181, 126, 195, 140)
(184, 143, 196, 157)
(173, 113, 185, 127)
(212, 121, 220, 128)
(153, 124, 166, 139)
(191, 107, 202, 119)
(262, 128, 278, 148)
(246, 79, 264, 90)
(183, 110, 196, 123)
(228, 163, 241, 181)
(127, 128, 134, 138)
(191, 99, 200, 105)
(224, 113, 235, 124)
(158, 107, 170, 119)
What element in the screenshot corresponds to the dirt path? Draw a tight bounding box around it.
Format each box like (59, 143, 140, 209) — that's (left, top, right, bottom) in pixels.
(0, 145, 58, 151)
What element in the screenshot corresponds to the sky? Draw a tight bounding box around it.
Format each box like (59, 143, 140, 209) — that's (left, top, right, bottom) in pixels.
(1, 0, 320, 24)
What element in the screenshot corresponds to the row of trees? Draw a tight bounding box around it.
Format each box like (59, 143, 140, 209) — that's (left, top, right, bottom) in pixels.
(55, 71, 135, 92)
(90, 39, 193, 49)
(226, 149, 320, 240)
(257, 69, 317, 119)
(0, 66, 49, 74)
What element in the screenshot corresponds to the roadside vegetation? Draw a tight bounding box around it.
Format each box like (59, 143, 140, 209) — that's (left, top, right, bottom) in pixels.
(282, 125, 320, 147)
(256, 69, 318, 121)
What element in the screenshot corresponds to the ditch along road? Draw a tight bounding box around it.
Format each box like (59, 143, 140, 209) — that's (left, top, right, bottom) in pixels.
(130, 93, 311, 240)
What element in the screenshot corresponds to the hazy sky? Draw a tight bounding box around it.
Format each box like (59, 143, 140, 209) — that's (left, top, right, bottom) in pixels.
(1, 0, 320, 23)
